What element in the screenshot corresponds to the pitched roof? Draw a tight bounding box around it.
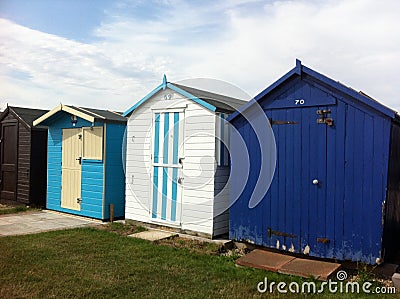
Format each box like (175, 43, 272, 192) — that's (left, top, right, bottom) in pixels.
(228, 59, 397, 122)
(123, 75, 246, 117)
(68, 106, 126, 122)
(173, 83, 247, 112)
(0, 106, 48, 129)
(33, 104, 126, 126)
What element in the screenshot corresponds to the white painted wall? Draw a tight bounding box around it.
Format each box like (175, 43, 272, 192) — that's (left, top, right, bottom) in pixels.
(125, 87, 231, 237)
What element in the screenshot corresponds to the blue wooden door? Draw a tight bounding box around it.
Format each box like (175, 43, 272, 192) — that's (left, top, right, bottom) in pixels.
(151, 111, 184, 224)
(264, 104, 336, 257)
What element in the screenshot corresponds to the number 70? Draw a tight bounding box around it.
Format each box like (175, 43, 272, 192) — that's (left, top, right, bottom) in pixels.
(295, 99, 305, 105)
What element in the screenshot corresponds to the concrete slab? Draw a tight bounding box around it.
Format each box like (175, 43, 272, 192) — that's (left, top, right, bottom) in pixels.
(0, 211, 99, 236)
(278, 258, 341, 280)
(236, 249, 296, 272)
(128, 230, 178, 241)
(392, 273, 400, 291)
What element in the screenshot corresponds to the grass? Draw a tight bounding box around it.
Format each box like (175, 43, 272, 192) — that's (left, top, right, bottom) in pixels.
(0, 227, 397, 298)
(0, 205, 37, 215)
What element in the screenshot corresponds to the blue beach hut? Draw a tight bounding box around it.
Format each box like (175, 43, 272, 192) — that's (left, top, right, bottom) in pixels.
(33, 104, 126, 220)
(228, 60, 400, 264)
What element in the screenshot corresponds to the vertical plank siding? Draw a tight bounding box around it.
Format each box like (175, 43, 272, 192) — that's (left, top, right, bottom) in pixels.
(17, 123, 31, 203)
(230, 74, 393, 264)
(46, 114, 105, 219)
(104, 123, 126, 219)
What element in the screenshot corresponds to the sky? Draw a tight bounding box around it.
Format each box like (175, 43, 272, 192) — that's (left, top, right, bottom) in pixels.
(0, 0, 399, 112)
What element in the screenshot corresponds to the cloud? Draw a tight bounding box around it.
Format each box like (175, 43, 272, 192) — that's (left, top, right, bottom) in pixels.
(0, 0, 399, 112)
(0, 18, 164, 110)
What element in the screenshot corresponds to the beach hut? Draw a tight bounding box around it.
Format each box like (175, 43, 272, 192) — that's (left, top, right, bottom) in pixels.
(123, 76, 246, 237)
(0, 106, 48, 207)
(33, 104, 126, 220)
(228, 60, 400, 264)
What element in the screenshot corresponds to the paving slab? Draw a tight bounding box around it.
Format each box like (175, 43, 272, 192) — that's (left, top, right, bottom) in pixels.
(236, 249, 296, 272)
(0, 210, 100, 236)
(278, 258, 341, 280)
(128, 230, 178, 241)
(392, 273, 400, 291)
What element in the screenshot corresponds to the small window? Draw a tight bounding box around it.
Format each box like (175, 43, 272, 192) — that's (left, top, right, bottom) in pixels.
(82, 127, 103, 160)
(216, 113, 230, 167)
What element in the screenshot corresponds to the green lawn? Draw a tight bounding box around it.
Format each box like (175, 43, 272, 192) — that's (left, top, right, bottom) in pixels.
(0, 227, 396, 298)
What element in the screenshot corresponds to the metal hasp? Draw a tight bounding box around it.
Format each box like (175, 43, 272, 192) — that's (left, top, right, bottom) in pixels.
(316, 109, 333, 126)
(317, 238, 330, 244)
(269, 118, 298, 125)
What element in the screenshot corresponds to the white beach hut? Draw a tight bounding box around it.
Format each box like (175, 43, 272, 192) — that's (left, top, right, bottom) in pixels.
(123, 76, 245, 237)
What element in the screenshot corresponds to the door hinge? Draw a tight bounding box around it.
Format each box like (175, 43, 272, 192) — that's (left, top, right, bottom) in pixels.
(316, 109, 334, 126)
(269, 118, 298, 125)
(267, 228, 297, 238)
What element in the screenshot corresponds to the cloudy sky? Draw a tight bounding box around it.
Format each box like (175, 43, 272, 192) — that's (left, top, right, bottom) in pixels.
(0, 0, 399, 112)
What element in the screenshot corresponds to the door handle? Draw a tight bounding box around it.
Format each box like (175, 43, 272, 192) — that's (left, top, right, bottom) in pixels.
(178, 177, 184, 184)
(76, 157, 82, 165)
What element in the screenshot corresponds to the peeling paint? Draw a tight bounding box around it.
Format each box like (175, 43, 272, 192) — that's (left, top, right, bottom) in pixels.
(303, 245, 310, 255)
(282, 245, 286, 250)
(246, 239, 255, 244)
(289, 244, 295, 252)
(276, 240, 280, 249)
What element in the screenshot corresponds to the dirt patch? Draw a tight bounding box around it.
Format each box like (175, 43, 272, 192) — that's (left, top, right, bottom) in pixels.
(95, 222, 146, 236)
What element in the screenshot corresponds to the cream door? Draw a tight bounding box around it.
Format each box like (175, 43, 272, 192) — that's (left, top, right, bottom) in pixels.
(61, 128, 82, 210)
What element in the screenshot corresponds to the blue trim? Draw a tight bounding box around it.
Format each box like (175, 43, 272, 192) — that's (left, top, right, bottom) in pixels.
(161, 167, 168, 220)
(152, 113, 160, 218)
(167, 83, 216, 112)
(162, 74, 167, 90)
(227, 67, 298, 122)
(161, 112, 169, 220)
(154, 114, 160, 163)
(171, 112, 179, 221)
(172, 112, 179, 164)
(301, 65, 395, 118)
(163, 113, 169, 164)
(123, 83, 164, 117)
(227, 59, 396, 122)
(295, 59, 302, 75)
(152, 167, 159, 218)
(123, 77, 217, 117)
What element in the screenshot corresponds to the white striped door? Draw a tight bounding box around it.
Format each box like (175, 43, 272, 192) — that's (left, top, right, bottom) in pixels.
(151, 110, 184, 224)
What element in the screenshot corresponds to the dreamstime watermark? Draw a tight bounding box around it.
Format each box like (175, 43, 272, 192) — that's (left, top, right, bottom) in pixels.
(257, 270, 396, 295)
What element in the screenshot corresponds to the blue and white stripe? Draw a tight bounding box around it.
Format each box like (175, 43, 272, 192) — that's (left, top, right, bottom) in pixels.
(152, 111, 182, 223)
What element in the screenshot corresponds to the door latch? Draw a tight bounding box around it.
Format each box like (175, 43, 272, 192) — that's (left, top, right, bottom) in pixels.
(76, 157, 82, 165)
(76, 198, 82, 204)
(316, 109, 333, 126)
(178, 177, 184, 184)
